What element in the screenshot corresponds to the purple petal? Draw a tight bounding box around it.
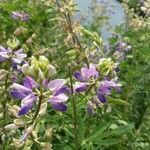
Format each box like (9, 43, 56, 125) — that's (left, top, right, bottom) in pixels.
(10, 90, 27, 99)
(74, 72, 84, 81)
(99, 80, 121, 95)
(54, 86, 69, 96)
(48, 79, 66, 94)
(48, 93, 68, 103)
(97, 91, 107, 103)
(10, 83, 32, 94)
(18, 104, 33, 116)
(51, 102, 67, 112)
(21, 94, 37, 107)
(81, 63, 99, 79)
(74, 82, 87, 92)
(42, 79, 49, 87)
(19, 94, 37, 116)
(23, 76, 38, 89)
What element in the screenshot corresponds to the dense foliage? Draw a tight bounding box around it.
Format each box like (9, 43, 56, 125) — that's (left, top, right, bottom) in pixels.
(0, 0, 149, 150)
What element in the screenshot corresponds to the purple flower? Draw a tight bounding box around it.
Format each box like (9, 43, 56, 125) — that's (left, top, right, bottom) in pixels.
(11, 11, 29, 22)
(97, 80, 121, 103)
(48, 79, 69, 111)
(10, 77, 38, 115)
(0, 46, 9, 61)
(73, 63, 99, 92)
(0, 46, 27, 70)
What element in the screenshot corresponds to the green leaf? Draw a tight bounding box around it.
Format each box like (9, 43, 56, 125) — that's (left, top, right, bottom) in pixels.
(109, 99, 131, 107)
(102, 124, 134, 138)
(85, 122, 110, 142)
(94, 138, 119, 146)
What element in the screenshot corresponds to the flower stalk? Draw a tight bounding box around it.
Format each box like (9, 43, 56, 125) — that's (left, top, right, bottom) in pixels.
(69, 65, 78, 150)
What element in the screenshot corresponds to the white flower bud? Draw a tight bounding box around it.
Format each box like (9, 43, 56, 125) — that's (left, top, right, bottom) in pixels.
(5, 124, 19, 130)
(47, 64, 57, 78)
(22, 63, 29, 74)
(14, 119, 25, 127)
(39, 102, 47, 116)
(38, 68, 45, 80)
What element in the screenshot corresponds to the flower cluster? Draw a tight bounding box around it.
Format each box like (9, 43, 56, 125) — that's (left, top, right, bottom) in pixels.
(74, 63, 121, 104)
(10, 77, 68, 115)
(0, 45, 27, 70)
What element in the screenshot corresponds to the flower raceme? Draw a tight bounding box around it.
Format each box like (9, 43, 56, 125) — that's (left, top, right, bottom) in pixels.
(74, 63, 121, 103)
(10, 76, 69, 116)
(0, 45, 27, 69)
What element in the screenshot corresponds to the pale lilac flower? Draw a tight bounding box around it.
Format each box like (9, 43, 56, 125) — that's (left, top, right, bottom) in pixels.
(48, 79, 68, 112)
(10, 77, 38, 115)
(11, 11, 29, 22)
(97, 80, 121, 103)
(0, 46, 27, 69)
(73, 63, 99, 92)
(0, 46, 9, 61)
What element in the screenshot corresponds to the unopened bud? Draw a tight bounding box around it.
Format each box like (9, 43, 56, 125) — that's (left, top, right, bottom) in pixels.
(14, 119, 25, 127)
(7, 38, 20, 49)
(22, 63, 29, 74)
(5, 124, 19, 130)
(0, 69, 7, 80)
(39, 102, 47, 116)
(47, 64, 57, 78)
(38, 68, 45, 80)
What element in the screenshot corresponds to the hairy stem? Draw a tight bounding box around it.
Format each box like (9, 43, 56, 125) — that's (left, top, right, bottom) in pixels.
(69, 66, 78, 150)
(31, 85, 43, 124)
(55, 0, 89, 66)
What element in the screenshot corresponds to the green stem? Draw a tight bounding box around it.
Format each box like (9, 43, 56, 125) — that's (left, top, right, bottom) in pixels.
(31, 84, 43, 124)
(69, 66, 78, 150)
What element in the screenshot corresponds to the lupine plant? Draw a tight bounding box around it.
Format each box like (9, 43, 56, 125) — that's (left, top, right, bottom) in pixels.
(1, 0, 149, 149)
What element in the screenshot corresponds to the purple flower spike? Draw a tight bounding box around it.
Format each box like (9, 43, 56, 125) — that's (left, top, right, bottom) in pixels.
(23, 76, 38, 90)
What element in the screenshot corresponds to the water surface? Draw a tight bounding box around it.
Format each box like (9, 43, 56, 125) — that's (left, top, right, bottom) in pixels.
(75, 0, 126, 40)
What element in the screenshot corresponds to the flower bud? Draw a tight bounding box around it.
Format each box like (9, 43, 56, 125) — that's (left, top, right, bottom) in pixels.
(20, 125, 34, 143)
(39, 102, 47, 116)
(26, 38, 33, 45)
(39, 55, 49, 69)
(5, 124, 19, 130)
(38, 68, 45, 80)
(0, 69, 7, 80)
(14, 119, 25, 127)
(7, 38, 20, 49)
(40, 142, 52, 150)
(28, 64, 36, 76)
(140, 6, 147, 12)
(8, 105, 20, 118)
(22, 63, 30, 74)
(45, 128, 53, 139)
(47, 64, 57, 78)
